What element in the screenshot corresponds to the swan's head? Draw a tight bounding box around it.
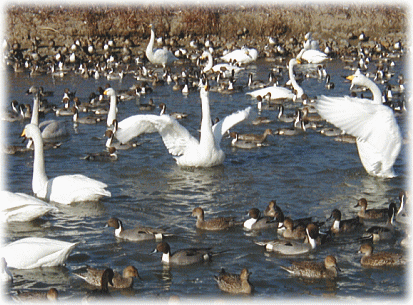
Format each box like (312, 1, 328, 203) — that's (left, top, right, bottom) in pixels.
(346, 73, 369, 87)
(103, 87, 116, 97)
(21, 123, 39, 140)
(200, 51, 210, 60)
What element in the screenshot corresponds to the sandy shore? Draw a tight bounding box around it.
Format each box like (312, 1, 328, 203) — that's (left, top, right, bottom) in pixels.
(4, 4, 407, 58)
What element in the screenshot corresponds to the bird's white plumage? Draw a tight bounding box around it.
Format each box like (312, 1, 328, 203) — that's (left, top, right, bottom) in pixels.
(146, 24, 178, 67)
(3, 237, 77, 269)
(1, 191, 57, 222)
(21, 123, 111, 204)
(316, 73, 401, 178)
(108, 87, 250, 167)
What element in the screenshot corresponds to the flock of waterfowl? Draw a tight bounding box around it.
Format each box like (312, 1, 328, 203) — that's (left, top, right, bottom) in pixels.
(1, 21, 409, 301)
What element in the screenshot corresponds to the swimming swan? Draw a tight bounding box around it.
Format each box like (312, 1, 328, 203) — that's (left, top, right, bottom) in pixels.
(200, 50, 244, 77)
(247, 58, 303, 100)
(146, 24, 178, 67)
(1, 190, 57, 222)
(21, 123, 111, 204)
(316, 71, 402, 178)
(3, 237, 77, 269)
(107, 85, 251, 167)
(221, 47, 258, 65)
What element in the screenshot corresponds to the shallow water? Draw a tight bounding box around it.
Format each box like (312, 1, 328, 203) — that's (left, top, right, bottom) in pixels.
(2, 54, 409, 302)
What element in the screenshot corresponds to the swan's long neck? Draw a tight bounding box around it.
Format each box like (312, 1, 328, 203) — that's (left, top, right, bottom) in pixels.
(30, 125, 48, 195)
(203, 52, 213, 72)
(30, 95, 40, 126)
(199, 89, 215, 148)
(107, 94, 117, 127)
(146, 27, 155, 63)
(289, 60, 304, 99)
(364, 78, 382, 105)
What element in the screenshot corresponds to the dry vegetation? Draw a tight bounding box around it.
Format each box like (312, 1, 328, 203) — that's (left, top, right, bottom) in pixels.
(5, 4, 407, 50)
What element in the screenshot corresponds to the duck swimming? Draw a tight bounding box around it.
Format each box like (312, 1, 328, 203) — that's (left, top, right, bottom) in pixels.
(214, 268, 253, 294)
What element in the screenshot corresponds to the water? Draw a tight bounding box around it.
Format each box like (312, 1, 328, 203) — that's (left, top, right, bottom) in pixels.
(2, 55, 409, 302)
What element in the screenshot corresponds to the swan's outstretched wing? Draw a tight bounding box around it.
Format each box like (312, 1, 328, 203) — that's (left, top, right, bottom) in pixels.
(316, 95, 402, 176)
(116, 114, 160, 143)
(116, 114, 199, 156)
(212, 107, 251, 145)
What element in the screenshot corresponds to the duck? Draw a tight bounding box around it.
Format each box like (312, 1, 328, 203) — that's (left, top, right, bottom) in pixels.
(0, 190, 58, 223)
(280, 217, 307, 240)
(12, 288, 58, 302)
(83, 147, 118, 162)
(200, 50, 244, 77)
(276, 120, 307, 136)
(328, 209, 363, 234)
(159, 103, 188, 120)
(231, 133, 264, 149)
(1, 101, 24, 122)
(354, 198, 388, 220)
(243, 208, 280, 230)
(360, 202, 398, 242)
(105, 217, 172, 241)
(316, 71, 402, 178)
(277, 105, 298, 123)
(146, 24, 178, 67)
(105, 129, 141, 150)
(358, 243, 405, 267)
(263, 200, 282, 218)
(325, 74, 335, 89)
(3, 237, 77, 269)
(75, 265, 139, 289)
(191, 207, 239, 231)
(139, 98, 156, 111)
(254, 223, 319, 255)
(83, 268, 114, 301)
(21, 123, 111, 204)
(214, 268, 253, 294)
(247, 73, 266, 89)
(73, 108, 101, 124)
(280, 255, 340, 279)
(229, 128, 273, 144)
(103, 85, 251, 167)
(396, 191, 409, 224)
(151, 242, 216, 266)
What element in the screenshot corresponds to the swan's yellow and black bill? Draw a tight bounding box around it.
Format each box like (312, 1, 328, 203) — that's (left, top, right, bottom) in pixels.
(346, 75, 355, 81)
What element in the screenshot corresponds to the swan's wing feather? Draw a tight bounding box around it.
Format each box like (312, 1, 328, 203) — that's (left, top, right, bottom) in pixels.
(116, 114, 161, 143)
(156, 117, 199, 156)
(212, 107, 251, 144)
(117, 114, 199, 156)
(317, 95, 402, 176)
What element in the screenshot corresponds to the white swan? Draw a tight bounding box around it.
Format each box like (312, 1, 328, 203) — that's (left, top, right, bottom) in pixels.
(221, 46, 258, 65)
(21, 123, 111, 204)
(1, 191, 57, 223)
(246, 58, 303, 100)
(104, 87, 118, 127)
(3, 237, 77, 269)
(146, 24, 178, 67)
(108, 85, 251, 167)
(316, 71, 402, 178)
(297, 48, 328, 64)
(200, 50, 244, 77)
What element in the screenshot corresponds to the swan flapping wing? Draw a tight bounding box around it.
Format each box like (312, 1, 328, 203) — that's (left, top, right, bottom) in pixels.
(316, 95, 402, 176)
(115, 114, 199, 156)
(212, 106, 252, 145)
